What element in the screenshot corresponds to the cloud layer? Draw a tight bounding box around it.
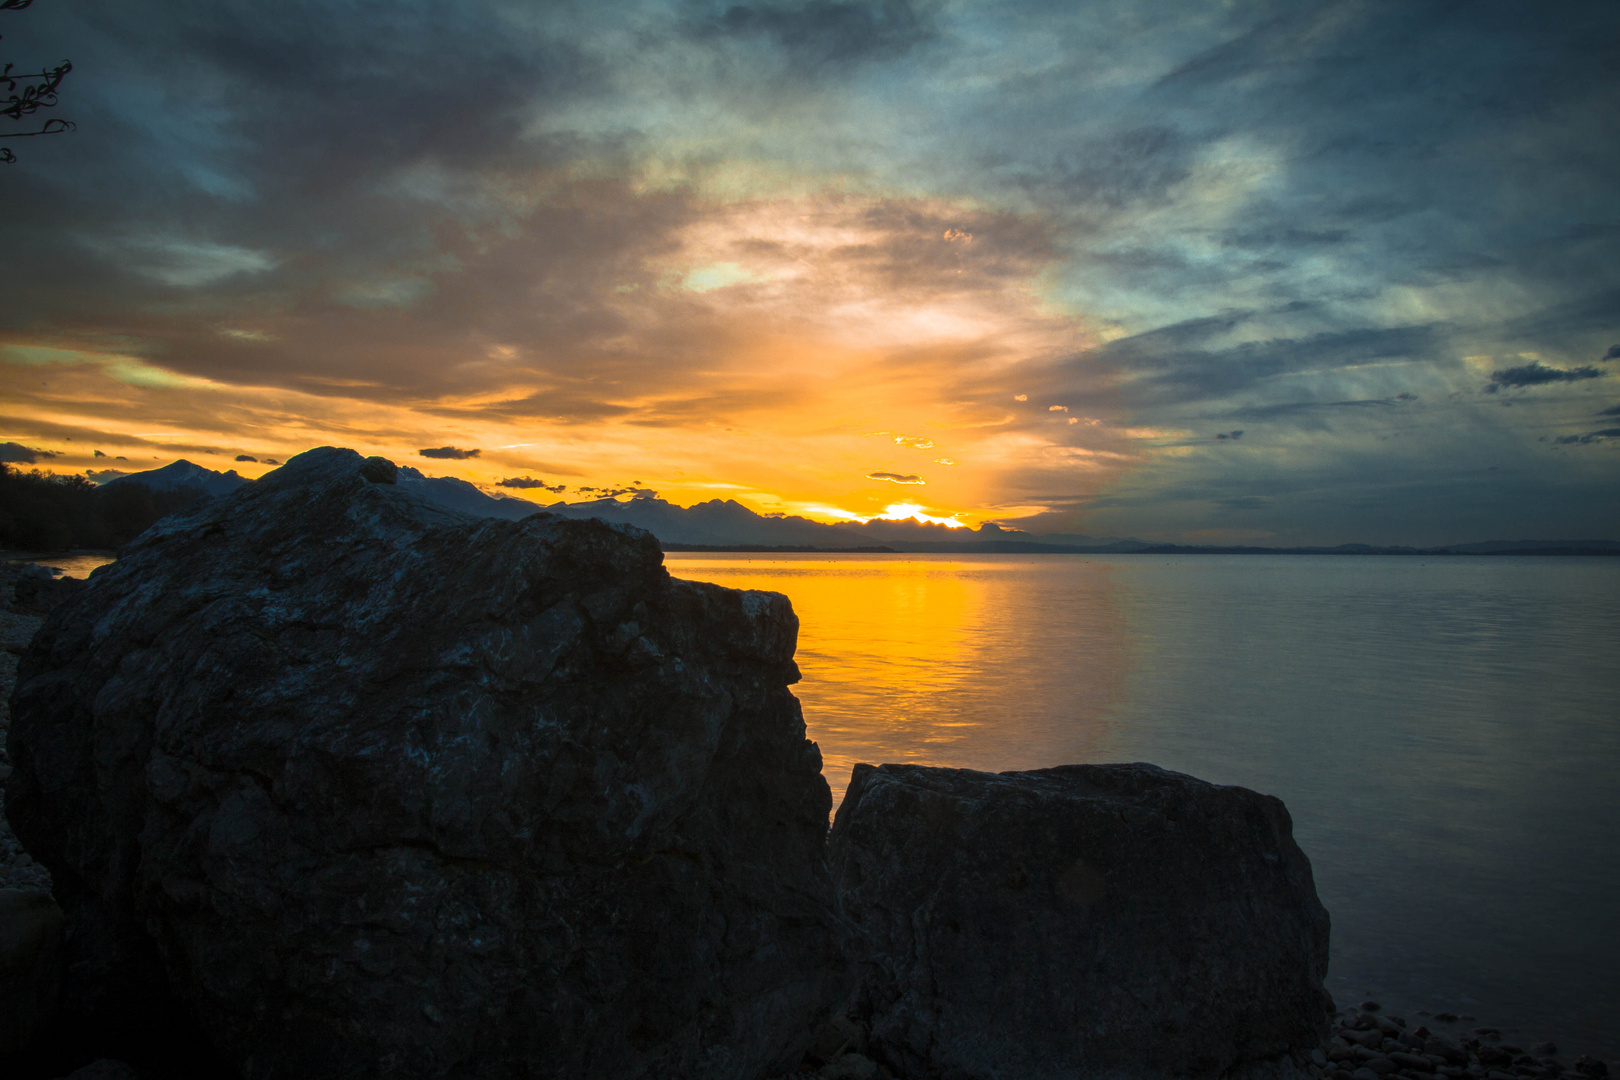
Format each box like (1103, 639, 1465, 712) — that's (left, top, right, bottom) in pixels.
(1, 0, 1617, 542)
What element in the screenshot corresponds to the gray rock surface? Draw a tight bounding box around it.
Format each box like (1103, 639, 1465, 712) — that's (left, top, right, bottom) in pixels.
(830, 762, 1332, 1080)
(1, 563, 52, 895)
(0, 888, 64, 1056)
(6, 447, 848, 1079)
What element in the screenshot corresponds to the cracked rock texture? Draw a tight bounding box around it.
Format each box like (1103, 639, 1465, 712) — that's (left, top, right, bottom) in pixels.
(830, 762, 1332, 1080)
(5, 447, 848, 1080)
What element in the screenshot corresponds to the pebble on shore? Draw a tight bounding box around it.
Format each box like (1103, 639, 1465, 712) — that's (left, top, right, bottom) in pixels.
(761, 1001, 1612, 1080)
(1321, 1003, 1608, 1080)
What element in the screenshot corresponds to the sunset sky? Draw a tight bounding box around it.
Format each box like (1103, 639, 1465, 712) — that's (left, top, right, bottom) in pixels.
(3, 0, 1618, 545)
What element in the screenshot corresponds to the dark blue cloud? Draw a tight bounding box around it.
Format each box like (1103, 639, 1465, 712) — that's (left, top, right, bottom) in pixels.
(691, 0, 937, 70)
(1099, 322, 1439, 406)
(1487, 362, 1606, 391)
(1021, 126, 1195, 212)
(1229, 394, 1418, 420)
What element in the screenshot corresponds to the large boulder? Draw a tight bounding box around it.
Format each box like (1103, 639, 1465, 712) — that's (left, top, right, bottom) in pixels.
(0, 888, 64, 1057)
(830, 763, 1332, 1080)
(5, 447, 848, 1079)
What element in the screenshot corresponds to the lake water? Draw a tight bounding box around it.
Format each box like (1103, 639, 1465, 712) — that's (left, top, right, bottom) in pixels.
(667, 553, 1620, 1057)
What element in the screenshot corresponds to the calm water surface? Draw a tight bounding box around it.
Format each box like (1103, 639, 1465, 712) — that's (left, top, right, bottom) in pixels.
(668, 553, 1620, 1056)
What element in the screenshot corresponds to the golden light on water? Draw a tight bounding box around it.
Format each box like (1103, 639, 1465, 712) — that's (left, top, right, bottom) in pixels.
(668, 553, 1134, 801)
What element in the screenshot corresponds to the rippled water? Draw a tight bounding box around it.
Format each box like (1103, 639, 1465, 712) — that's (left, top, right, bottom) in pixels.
(668, 552, 1620, 1057)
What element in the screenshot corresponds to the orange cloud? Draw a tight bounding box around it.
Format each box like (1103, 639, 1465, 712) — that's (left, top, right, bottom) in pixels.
(1, 191, 1134, 525)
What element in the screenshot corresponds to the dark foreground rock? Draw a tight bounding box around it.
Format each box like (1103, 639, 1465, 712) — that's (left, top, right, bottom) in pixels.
(5, 447, 848, 1079)
(829, 762, 1332, 1080)
(0, 888, 64, 1056)
(1, 570, 53, 896)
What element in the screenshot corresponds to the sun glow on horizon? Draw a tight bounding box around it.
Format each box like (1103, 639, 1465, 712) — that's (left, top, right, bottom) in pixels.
(1, 192, 1133, 531)
(782, 501, 969, 528)
(876, 502, 967, 528)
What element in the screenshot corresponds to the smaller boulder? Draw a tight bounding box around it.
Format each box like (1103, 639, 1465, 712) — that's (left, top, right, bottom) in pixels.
(0, 888, 65, 1056)
(831, 762, 1332, 1080)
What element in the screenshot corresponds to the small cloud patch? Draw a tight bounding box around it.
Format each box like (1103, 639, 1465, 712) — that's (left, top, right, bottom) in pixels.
(499, 475, 567, 493)
(235, 454, 258, 462)
(1553, 429, 1620, 444)
(1014, 394, 1027, 402)
(893, 434, 934, 449)
(933, 457, 957, 465)
(94, 449, 107, 458)
(1604, 345, 1620, 361)
(1215, 430, 1245, 440)
(1048, 404, 1068, 412)
(867, 471, 925, 485)
(419, 446, 480, 460)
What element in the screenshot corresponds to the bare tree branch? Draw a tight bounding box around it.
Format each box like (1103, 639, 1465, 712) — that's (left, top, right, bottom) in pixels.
(1, 0, 72, 163)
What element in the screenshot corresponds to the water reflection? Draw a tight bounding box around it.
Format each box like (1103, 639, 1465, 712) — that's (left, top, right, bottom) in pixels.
(5, 552, 117, 578)
(668, 553, 1132, 810)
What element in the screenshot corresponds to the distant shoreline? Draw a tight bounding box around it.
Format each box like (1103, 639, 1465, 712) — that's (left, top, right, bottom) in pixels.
(11, 544, 1618, 567)
(12, 544, 1620, 569)
(660, 542, 1620, 556)
(661, 544, 899, 553)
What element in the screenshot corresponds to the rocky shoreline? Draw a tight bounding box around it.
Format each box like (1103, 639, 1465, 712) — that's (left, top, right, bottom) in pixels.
(0, 457, 1612, 1080)
(767, 1000, 1618, 1080)
(0, 560, 72, 896)
(748, 1000, 1615, 1080)
(1323, 1004, 1608, 1080)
